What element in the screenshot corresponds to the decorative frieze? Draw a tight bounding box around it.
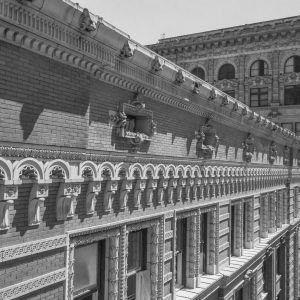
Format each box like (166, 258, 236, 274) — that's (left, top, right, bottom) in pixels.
(0, 235, 67, 262)
(0, 268, 66, 300)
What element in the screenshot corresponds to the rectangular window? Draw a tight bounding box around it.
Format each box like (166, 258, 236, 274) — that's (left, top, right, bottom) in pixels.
(74, 241, 106, 300)
(200, 213, 208, 274)
(284, 85, 300, 105)
(175, 218, 187, 287)
(250, 88, 268, 107)
(127, 229, 147, 300)
(281, 122, 293, 131)
(295, 123, 300, 136)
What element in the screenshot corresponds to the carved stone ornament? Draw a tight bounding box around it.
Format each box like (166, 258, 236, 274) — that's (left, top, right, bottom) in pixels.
(208, 88, 216, 101)
(152, 55, 163, 72)
(221, 94, 229, 106)
(242, 133, 255, 163)
(195, 119, 219, 159)
(109, 94, 157, 153)
(86, 181, 101, 214)
(193, 82, 202, 94)
(249, 111, 255, 120)
(0, 184, 19, 230)
(232, 101, 239, 112)
(244, 269, 254, 282)
(283, 146, 290, 166)
(119, 179, 132, 210)
(242, 107, 248, 116)
(175, 69, 185, 85)
(298, 150, 300, 167)
(133, 179, 146, 208)
(167, 178, 177, 203)
(79, 8, 96, 32)
(104, 180, 118, 212)
(268, 141, 277, 165)
(157, 178, 168, 204)
(145, 178, 157, 206)
(28, 183, 49, 226)
(176, 177, 186, 202)
(120, 40, 134, 59)
(56, 182, 82, 221)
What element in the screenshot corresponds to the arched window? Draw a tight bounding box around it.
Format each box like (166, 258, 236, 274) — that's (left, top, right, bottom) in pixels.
(250, 60, 268, 77)
(284, 56, 300, 73)
(191, 67, 205, 80)
(218, 64, 235, 80)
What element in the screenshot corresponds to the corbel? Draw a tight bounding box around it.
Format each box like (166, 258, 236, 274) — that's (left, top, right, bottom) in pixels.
(145, 178, 157, 206)
(167, 177, 177, 203)
(119, 179, 132, 210)
(56, 181, 82, 221)
(104, 180, 118, 212)
(0, 181, 20, 230)
(193, 177, 201, 200)
(176, 177, 186, 201)
(28, 182, 49, 226)
(185, 177, 194, 201)
(157, 178, 168, 204)
(86, 181, 101, 215)
(133, 179, 146, 208)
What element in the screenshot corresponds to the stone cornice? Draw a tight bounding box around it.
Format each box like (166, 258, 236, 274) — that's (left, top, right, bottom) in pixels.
(0, 0, 299, 146)
(149, 15, 300, 51)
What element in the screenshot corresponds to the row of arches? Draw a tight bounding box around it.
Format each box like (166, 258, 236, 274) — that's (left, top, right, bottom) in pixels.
(0, 157, 290, 182)
(191, 56, 300, 81)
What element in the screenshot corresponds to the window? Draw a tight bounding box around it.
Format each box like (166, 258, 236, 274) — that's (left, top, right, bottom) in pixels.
(223, 90, 235, 98)
(281, 122, 293, 131)
(250, 60, 268, 77)
(284, 85, 300, 105)
(218, 64, 235, 80)
(74, 241, 106, 300)
(284, 56, 300, 73)
(200, 213, 208, 274)
(191, 67, 205, 80)
(250, 88, 268, 107)
(127, 229, 147, 300)
(296, 123, 300, 136)
(175, 218, 187, 287)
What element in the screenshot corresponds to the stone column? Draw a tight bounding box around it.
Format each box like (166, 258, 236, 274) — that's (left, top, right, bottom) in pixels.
(207, 210, 217, 274)
(67, 243, 75, 300)
(149, 223, 160, 300)
(283, 189, 289, 224)
(108, 235, 120, 300)
(278, 237, 287, 300)
(233, 203, 243, 256)
(158, 216, 165, 300)
(186, 214, 198, 288)
(294, 228, 299, 300)
(260, 195, 269, 238)
(119, 225, 128, 300)
(244, 200, 254, 249)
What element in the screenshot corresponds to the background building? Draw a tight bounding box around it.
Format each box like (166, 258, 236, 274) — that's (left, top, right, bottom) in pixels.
(0, 1, 300, 300)
(148, 16, 300, 136)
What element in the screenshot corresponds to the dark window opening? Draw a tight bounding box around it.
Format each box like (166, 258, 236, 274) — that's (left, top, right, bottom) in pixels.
(200, 212, 208, 274)
(218, 64, 235, 80)
(175, 218, 187, 287)
(231, 206, 235, 255)
(281, 122, 293, 131)
(235, 288, 243, 300)
(127, 229, 147, 300)
(243, 203, 246, 248)
(284, 85, 300, 105)
(191, 67, 205, 80)
(284, 56, 300, 73)
(296, 123, 300, 136)
(250, 60, 268, 77)
(250, 87, 268, 107)
(223, 90, 235, 98)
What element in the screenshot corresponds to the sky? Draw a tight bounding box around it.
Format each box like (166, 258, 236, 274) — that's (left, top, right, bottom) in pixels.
(77, 0, 300, 45)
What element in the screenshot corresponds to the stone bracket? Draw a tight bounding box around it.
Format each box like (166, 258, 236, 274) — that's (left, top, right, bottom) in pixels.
(133, 179, 146, 208)
(28, 182, 49, 226)
(56, 182, 82, 221)
(86, 181, 101, 215)
(157, 178, 168, 204)
(104, 180, 118, 212)
(119, 179, 132, 210)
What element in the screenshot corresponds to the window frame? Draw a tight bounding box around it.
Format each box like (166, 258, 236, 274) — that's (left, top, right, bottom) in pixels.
(284, 55, 300, 73)
(191, 67, 205, 80)
(218, 63, 235, 80)
(284, 85, 300, 105)
(250, 87, 268, 107)
(250, 60, 268, 77)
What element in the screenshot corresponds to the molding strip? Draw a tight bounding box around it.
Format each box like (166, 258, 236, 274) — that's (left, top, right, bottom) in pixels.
(0, 235, 67, 262)
(0, 268, 66, 300)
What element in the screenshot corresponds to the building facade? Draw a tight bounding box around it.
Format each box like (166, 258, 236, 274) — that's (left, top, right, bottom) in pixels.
(148, 16, 300, 136)
(0, 1, 300, 300)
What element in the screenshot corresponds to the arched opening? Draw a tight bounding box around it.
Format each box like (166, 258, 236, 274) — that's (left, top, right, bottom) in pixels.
(284, 56, 300, 73)
(191, 67, 205, 80)
(218, 64, 235, 80)
(250, 60, 268, 77)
